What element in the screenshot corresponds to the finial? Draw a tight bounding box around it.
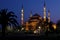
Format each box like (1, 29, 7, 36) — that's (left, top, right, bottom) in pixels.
(22, 4, 23, 9)
(44, 0, 46, 7)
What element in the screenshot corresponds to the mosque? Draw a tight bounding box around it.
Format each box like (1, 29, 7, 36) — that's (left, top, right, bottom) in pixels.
(21, 2, 50, 31)
(20, 1, 56, 33)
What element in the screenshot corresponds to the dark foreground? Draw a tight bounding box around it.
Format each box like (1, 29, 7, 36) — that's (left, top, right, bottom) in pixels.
(3, 35, 60, 40)
(2, 34, 60, 40)
(1, 32, 60, 40)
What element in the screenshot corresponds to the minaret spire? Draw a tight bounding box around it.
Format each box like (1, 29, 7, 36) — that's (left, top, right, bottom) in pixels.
(48, 10, 50, 23)
(21, 4, 24, 25)
(30, 11, 32, 17)
(22, 4, 23, 9)
(44, 0, 46, 22)
(44, 0, 46, 7)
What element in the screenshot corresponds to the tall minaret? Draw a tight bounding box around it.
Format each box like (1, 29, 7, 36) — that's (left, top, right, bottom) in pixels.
(30, 11, 32, 17)
(21, 5, 24, 25)
(44, 1, 46, 22)
(48, 10, 50, 23)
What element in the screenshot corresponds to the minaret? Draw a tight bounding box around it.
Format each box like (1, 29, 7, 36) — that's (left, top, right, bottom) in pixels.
(21, 5, 24, 25)
(48, 10, 50, 23)
(47, 10, 50, 31)
(44, 1, 46, 22)
(30, 11, 32, 17)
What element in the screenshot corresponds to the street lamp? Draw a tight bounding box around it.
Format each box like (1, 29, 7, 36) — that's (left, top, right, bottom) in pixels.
(21, 27, 24, 31)
(38, 26, 41, 29)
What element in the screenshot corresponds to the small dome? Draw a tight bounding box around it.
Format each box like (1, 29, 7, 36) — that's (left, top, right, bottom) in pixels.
(33, 13, 40, 17)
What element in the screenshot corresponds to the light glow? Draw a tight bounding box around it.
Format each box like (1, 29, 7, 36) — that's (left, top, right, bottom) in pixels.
(21, 27, 24, 30)
(21, 9, 23, 12)
(52, 24, 56, 30)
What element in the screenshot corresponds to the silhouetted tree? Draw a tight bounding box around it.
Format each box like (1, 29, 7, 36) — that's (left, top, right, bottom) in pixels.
(57, 20, 60, 27)
(49, 21, 54, 32)
(56, 20, 60, 32)
(0, 9, 18, 36)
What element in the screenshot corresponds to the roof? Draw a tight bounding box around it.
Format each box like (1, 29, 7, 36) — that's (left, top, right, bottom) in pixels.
(33, 13, 40, 17)
(28, 13, 42, 21)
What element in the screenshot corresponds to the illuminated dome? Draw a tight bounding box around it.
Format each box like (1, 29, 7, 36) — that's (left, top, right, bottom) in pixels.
(29, 13, 42, 20)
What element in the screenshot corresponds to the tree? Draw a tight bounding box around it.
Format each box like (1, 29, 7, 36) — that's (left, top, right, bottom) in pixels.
(57, 20, 60, 27)
(0, 9, 18, 36)
(56, 20, 60, 32)
(49, 21, 54, 32)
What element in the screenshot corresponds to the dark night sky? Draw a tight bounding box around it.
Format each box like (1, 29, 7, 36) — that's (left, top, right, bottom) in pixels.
(0, 0, 60, 24)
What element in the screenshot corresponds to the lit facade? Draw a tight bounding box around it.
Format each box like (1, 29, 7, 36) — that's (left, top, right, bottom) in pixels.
(25, 13, 42, 31)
